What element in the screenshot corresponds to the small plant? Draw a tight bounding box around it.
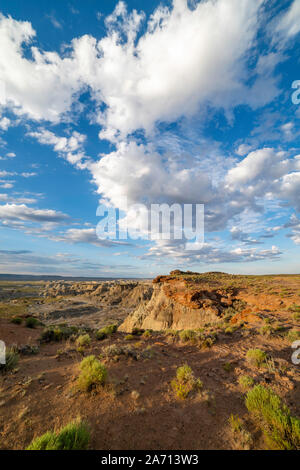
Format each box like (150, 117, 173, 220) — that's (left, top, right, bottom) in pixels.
(10, 317, 23, 325)
(201, 337, 215, 348)
(238, 375, 254, 392)
(77, 355, 107, 392)
(26, 419, 90, 450)
(142, 330, 152, 338)
(96, 324, 117, 340)
(101, 344, 137, 360)
(171, 364, 202, 400)
(0, 347, 19, 373)
(179, 330, 196, 342)
(223, 362, 233, 372)
(140, 345, 154, 359)
(259, 325, 274, 337)
(131, 327, 144, 336)
(229, 414, 243, 433)
(40, 325, 78, 343)
(225, 326, 234, 335)
(287, 329, 300, 343)
(246, 348, 267, 368)
(165, 329, 178, 337)
(245, 385, 300, 450)
(125, 334, 135, 341)
(288, 304, 300, 313)
(75, 334, 91, 349)
(229, 414, 253, 450)
(25, 317, 39, 329)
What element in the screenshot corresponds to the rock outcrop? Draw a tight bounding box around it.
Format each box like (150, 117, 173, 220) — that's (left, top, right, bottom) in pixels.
(119, 272, 235, 332)
(43, 280, 153, 310)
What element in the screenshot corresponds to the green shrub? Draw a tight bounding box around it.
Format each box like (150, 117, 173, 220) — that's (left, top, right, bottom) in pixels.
(246, 349, 267, 368)
(179, 330, 196, 342)
(75, 334, 91, 348)
(223, 362, 233, 372)
(259, 325, 274, 336)
(10, 317, 23, 325)
(96, 324, 117, 340)
(124, 334, 135, 341)
(228, 414, 253, 449)
(245, 385, 300, 450)
(101, 344, 137, 360)
(95, 330, 106, 341)
(40, 325, 77, 343)
(77, 355, 107, 392)
(288, 304, 300, 313)
(238, 375, 254, 392)
(165, 329, 178, 337)
(131, 327, 144, 336)
(171, 364, 202, 400)
(225, 326, 234, 335)
(201, 337, 215, 348)
(25, 317, 39, 329)
(0, 347, 19, 373)
(26, 420, 90, 450)
(229, 414, 243, 433)
(142, 330, 152, 338)
(287, 329, 300, 343)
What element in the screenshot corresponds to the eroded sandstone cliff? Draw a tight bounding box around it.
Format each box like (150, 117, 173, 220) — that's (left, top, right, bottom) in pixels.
(119, 272, 236, 332)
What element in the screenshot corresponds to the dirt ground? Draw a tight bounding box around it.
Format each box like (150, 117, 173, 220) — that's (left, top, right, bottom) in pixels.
(0, 275, 299, 450)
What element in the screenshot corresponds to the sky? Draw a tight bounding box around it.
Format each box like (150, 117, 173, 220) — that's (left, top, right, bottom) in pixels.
(0, 0, 300, 277)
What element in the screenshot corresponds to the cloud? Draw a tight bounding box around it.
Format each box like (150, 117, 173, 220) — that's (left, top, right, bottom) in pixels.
(0, 193, 37, 204)
(0, 181, 14, 189)
(0, 249, 32, 255)
(0, 151, 16, 160)
(142, 239, 282, 265)
(275, 0, 300, 39)
(0, 203, 69, 223)
(225, 148, 300, 201)
(21, 172, 37, 178)
(230, 227, 262, 245)
(46, 14, 62, 30)
(89, 0, 265, 140)
(0, 248, 139, 276)
(235, 144, 253, 157)
(52, 227, 130, 247)
(0, 117, 11, 130)
(285, 214, 300, 245)
(0, 13, 82, 122)
(0, 0, 280, 137)
(0, 170, 14, 177)
(28, 128, 88, 165)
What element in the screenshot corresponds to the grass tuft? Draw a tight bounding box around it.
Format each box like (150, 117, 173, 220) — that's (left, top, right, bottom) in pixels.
(96, 324, 117, 341)
(246, 348, 267, 368)
(77, 355, 107, 392)
(26, 419, 90, 450)
(75, 334, 91, 348)
(10, 317, 23, 325)
(25, 317, 39, 329)
(171, 364, 202, 400)
(238, 375, 254, 392)
(245, 385, 300, 450)
(0, 347, 19, 373)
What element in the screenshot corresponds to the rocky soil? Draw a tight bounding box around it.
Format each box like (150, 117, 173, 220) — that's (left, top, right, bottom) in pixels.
(0, 271, 299, 450)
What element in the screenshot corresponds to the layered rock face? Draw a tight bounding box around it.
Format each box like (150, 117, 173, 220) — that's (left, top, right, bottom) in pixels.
(119, 273, 234, 332)
(43, 280, 153, 309)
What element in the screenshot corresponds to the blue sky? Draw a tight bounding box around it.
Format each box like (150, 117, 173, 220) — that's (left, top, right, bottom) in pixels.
(0, 0, 300, 277)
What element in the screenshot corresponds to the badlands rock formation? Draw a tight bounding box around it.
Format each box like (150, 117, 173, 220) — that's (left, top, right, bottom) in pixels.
(43, 280, 153, 309)
(119, 272, 236, 332)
